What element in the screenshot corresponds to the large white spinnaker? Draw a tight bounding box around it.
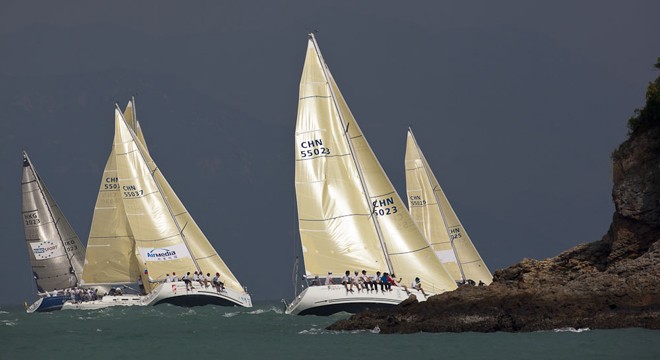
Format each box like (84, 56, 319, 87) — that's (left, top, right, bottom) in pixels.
(294, 34, 457, 294)
(405, 128, 492, 284)
(21, 151, 85, 293)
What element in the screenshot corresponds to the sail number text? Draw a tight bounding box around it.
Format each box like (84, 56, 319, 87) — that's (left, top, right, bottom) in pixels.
(449, 227, 462, 241)
(372, 197, 398, 216)
(24, 212, 40, 226)
(64, 239, 79, 252)
(299, 139, 330, 158)
(409, 195, 427, 206)
(122, 185, 144, 198)
(104, 177, 120, 190)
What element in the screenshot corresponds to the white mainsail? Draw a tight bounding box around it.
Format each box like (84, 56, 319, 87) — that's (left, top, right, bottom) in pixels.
(295, 34, 457, 293)
(405, 128, 492, 284)
(81, 99, 144, 286)
(114, 108, 244, 293)
(21, 151, 85, 293)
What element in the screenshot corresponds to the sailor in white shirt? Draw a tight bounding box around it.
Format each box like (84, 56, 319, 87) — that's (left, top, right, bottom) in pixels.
(165, 273, 172, 282)
(326, 272, 333, 287)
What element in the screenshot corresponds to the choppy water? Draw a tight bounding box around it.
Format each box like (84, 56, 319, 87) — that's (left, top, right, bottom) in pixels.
(1, 302, 658, 360)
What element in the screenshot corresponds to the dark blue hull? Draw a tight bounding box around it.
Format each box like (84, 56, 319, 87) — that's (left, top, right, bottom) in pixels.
(27, 296, 67, 313)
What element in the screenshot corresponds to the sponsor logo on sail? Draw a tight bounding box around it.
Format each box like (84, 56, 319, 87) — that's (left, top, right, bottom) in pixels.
(138, 243, 192, 263)
(30, 240, 65, 260)
(146, 248, 179, 261)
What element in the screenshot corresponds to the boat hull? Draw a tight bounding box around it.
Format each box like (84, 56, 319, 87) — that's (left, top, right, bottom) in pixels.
(61, 282, 252, 310)
(145, 282, 252, 307)
(285, 285, 431, 316)
(26, 296, 68, 313)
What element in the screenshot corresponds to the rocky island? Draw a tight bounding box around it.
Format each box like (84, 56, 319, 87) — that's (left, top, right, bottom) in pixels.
(328, 60, 660, 333)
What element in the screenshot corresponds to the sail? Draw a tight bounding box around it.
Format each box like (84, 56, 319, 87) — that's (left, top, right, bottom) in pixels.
(405, 128, 492, 284)
(123, 97, 149, 153)
(295, 34, 457, 293)
(21, 151, 85, 292)
(114, 109, 244, 293)
(81, 100, 145, 286)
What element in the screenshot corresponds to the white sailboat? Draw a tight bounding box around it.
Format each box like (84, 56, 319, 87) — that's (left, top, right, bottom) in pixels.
(285, 34, 457, 316)
(22, 151, 86, 313)
(405, 128, 492, 285)
(65, 100, 251, 309)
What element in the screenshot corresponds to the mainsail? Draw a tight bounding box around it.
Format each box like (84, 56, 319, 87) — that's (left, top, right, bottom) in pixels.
(81, 99, 144, 286)
(295, 34, 457, 293)
(405, 128, 492, 284)
(114, 108, 244, 293)
(21, 151, 85, 293)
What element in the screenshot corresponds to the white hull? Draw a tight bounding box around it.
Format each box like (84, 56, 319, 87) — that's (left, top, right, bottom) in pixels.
(285, 285, 432, 316)
(62, 282, 252, 310)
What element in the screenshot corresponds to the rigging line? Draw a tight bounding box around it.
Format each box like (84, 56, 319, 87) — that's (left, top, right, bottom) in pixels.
(298, 212, 372, 222)
(387, 244, 432, 256)
(295, 153, 351, 161)
(299, 95, 332, 100)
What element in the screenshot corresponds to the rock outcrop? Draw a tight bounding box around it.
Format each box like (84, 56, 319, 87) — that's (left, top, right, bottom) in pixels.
(328, 60, 660, 333)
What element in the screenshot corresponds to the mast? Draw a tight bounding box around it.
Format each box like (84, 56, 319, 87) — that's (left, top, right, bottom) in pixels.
(308, 33, 393, 273)
(408, 128, 466, 282)
(22, 151, 80, 285)
(115, 105, 202, 274)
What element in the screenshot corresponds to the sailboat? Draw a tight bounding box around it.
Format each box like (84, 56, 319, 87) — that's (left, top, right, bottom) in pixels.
(285, 34, 457, 316)
(405, 128, 492, 285)
(22, 151, 86, 313)
(65, 100, 251, 309)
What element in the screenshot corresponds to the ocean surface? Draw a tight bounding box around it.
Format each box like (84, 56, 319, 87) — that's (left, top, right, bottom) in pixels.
(1, 301, 658, 360)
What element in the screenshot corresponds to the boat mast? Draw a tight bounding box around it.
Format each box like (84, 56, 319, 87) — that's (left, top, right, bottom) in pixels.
(22, 151, 81, 285)
(408, 128, 466, 282)
(308, 33, 394, 273)
(115, 105, 202, 274)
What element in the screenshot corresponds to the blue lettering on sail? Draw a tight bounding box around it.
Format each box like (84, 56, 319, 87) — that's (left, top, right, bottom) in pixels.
(147, 248, 179, 261)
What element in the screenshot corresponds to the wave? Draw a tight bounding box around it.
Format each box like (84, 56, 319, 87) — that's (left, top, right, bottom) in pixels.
(1, 319, 17, 327)
(223, 306, 283, 317)
(553, 327, 591, 333)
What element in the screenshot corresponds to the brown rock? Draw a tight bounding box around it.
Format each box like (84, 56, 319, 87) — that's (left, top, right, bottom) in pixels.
(327, 61, 660, 333)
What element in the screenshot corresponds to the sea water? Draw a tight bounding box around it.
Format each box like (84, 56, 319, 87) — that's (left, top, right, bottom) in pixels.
(1, 301, 658, 360)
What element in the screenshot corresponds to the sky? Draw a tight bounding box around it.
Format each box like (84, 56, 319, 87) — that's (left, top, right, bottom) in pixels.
(1, 0, 658, 305)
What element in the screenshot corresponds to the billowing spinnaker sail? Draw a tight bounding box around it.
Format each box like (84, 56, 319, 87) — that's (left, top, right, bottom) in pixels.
(295, 38, 390, 276)
(21, 152, 85, 292)
(82, 101, 144, 286)
(405, 129, 492, 284)
(297, 35, 457, 293)
(114, 109, 245, 293)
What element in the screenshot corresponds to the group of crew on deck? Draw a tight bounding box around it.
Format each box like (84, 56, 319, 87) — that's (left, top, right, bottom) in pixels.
(308, 270, 427, 297)
(163, 271, 226, 293)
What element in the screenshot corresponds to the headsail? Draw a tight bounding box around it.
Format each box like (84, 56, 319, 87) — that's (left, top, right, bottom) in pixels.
(21, 151, 85, 293)
(81, 99, 145, 286)
(114, 108, 244, 293)
(405, 128, 492, 284)
(295, 34, 457, 293)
